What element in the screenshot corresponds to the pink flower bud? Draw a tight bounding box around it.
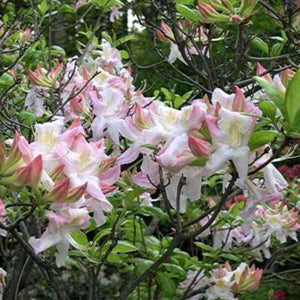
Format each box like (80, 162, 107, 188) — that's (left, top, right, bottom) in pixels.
(48, 178, 70, 202)
(70, 95, 84, 114)
(100, 183, 116, 194)
(156, 21, 173, 43)
(188, 136, 210, 157)
(16, 155, 43, 187)
(50, 164, 65, 181)
(98, 157, 116, 175)
(256, 62, 272, 82)
(21, 28, 31, 42)
(66, 182, 87, 203)
(280, 69, 295, 87)
(232, 86, 246, 112)
(230, 14, 242, 23)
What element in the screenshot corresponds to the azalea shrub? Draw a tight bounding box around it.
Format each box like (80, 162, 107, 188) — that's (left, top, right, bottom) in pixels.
(1, 0, 300, 300)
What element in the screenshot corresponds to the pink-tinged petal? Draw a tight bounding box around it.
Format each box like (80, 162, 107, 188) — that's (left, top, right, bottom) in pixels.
(182, 101, 206, 131)
(231, 146, 250, 183)
(168, 43, 186, 64)
(99, 165, 120, 185)
(202, 146, 234, 177)
(273, 74, 286, 95)
(264, 164, 288, 194)
(55, 240, 69, 267)
(156, 134, 194, 172)
(29, 229, 61, 254)
(0, 199, 6, 217)
(46, 211, 67, 234)
(118, 117, 140, 141)
(86, 180, 106, 201)
(132, 172, 157, 190)
(60, 119, 85, 146)
(91, 115, 106, 139)
(211, 88, 235, 110)
(117, 146, 140, 165)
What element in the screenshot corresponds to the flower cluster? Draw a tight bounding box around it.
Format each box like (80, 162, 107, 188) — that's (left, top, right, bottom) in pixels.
(19, 41, 299, 269)
(0, 118, 119, 266)
(181, 262, 262, 300)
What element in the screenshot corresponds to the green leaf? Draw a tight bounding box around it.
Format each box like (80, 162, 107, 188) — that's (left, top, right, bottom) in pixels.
(119, 50, 129, 59)
(18, 111, 37, 125)
(93, 228, 112, 244)
(38, 0, 48, 15)
(71, 230, 89, 247)
(285, 69, 300, 128)
(175, 0, 195, 4)
(271, 42, 284, 57)
(254, 76, 285, 114)
(162, 263, 186, 280)
(248, 130, 276, 151)
(194, 242, 213, 252)
(174, 96, 184, 109)
(141, 206, 169, 222)
(175, 4, 200, 22)
(221, 253, 241, 262)
(156, 272, 176, 297)
(0, 73, 14, 88)
(50, 45, 66, 57)
(108, 240, 137, 253)
(114, 34, 135, 47)
(251, 37, 269, 55)
(161, 87, 172, 101)
(131, 258, 153, 275)
(258, 100, 276, 121)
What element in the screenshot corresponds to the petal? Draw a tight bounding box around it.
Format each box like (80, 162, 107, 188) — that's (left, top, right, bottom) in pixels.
(29, 229, 61, 254)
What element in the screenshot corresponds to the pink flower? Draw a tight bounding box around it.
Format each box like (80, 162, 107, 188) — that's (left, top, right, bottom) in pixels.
(29, 207, 90, 267)
(109, 6, 123, 23)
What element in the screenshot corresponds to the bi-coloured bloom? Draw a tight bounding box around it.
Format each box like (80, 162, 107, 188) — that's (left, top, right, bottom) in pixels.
(29, 207, 90, 267)
(206, 262, 262, 300)
(202, 87, 260, 185)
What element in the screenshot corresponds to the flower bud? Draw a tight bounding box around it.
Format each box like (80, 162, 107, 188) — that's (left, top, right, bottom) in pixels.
(188, 136, 210, 157)
(21, 28, 31, 42)
(156, 21, 173, 43)
(232, 86, 246, 112)
(16, 155, 43, 187)
(198, 1, 230, 23)
(100, 182, 116, 194)
(256, 62, 272, 82)
(65, 182, 87, 203)
(230, 14, 242, 23)
(280, 69, 295, 87)
(48, 178, 70, 202)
